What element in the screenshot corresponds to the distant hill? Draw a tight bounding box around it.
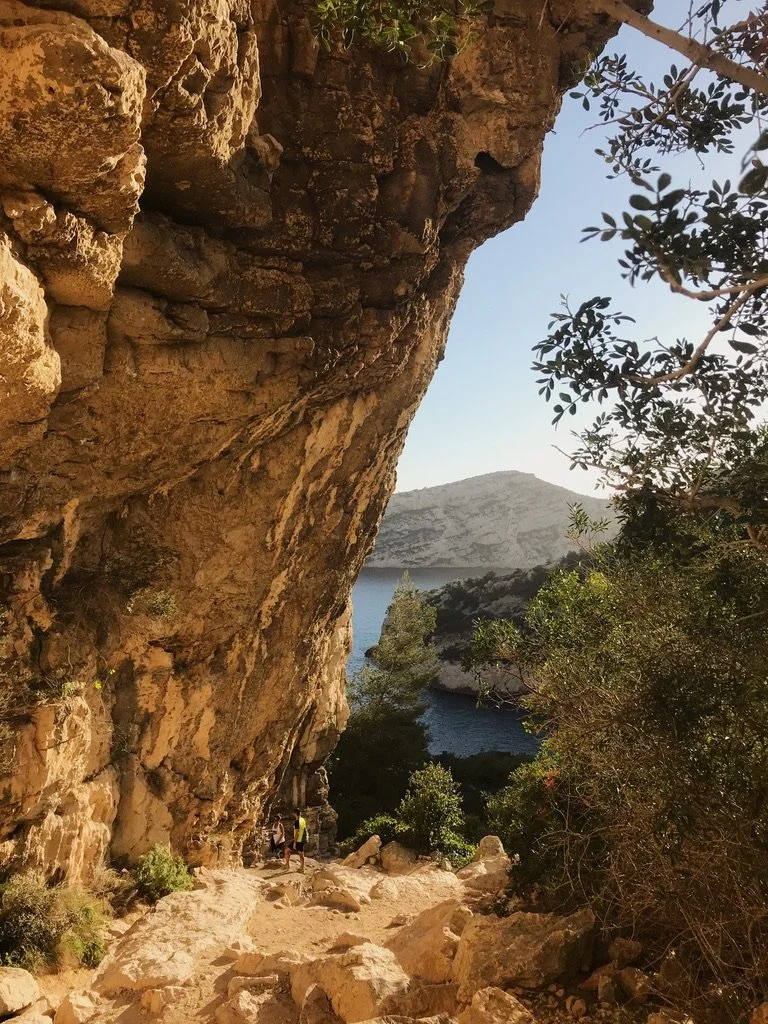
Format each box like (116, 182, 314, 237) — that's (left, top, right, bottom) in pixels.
(368, 470, 613, 568)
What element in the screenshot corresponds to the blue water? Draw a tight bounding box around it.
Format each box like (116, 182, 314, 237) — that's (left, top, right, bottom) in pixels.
(349, 567, 539, 758)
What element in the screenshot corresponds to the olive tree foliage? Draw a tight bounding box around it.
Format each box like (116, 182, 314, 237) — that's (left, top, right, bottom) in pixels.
(535, 2, 768, 543)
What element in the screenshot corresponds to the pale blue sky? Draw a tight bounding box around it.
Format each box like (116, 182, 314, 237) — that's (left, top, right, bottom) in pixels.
(395, 3, 743, 495)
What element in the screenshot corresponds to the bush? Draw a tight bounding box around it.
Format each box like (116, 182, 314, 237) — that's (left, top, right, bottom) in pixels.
(437, 831, 476, 867)
(436, 751, 533, 833)
(397, 763, 465, 854)
(88, 865, 137, 916)
(0, 872, 107, 970)
(485, 752, 567, 893)
(337, 814, 407, 856)
(481, 546, 768, 1019)
(133, 845, 193, 903)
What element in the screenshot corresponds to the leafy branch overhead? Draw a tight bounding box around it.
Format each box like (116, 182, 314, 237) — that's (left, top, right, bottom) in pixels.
(535, 0, 768, 540)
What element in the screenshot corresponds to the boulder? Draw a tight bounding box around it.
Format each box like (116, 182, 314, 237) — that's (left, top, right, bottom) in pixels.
(380, 843, 418, 875)
(370, 871, 462, 905)
(597, 972, 619, 1005)
(452, 907, 595, 1001)
(386, 900, 472, 983)
(96, 947, 195, 993)
(392, 979, 458, 1018)
(608, 937, 642, 969)
(266, 880, 305, 906)
(565, 995, 587, 1019)
(300, 984, 343, 1024)
(0, 969, 41, 1016)
(455, 855, 511, 894)
(106, 920, 132, 939)
(215, 989, 265, 1024)
(457, 987, 533, 1024)
(292, 943, 409, 1023)
(54, 992, 101, 1024)
(470, 837, 505, 862)
(95, 872, 263, 995)
(343, 837, 382, 870)
(13, 998, 55, 1023)
(139, 987, 185, 1015)
(222, 938, 259, 961)
(578, 963, 613, 992)
(617, 967, 651, 1004)
(235, 949, 312, 981)
(308, 888, 362, 913)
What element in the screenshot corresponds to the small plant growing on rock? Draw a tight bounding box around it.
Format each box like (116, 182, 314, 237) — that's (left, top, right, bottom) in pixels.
(133, 845, 193, 903)
(0, 871, 108, 970)
(126, 588, 178, 619)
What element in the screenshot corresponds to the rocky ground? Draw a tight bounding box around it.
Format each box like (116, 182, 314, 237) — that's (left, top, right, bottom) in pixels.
(0, 838, 694, 1024)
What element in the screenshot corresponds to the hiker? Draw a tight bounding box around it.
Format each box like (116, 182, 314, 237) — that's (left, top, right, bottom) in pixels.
(269, 816, 285, 860)
(283, 806, 308, 873)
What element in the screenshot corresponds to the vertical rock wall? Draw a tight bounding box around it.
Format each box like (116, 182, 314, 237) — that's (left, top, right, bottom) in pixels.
(0, 0, 620, 876)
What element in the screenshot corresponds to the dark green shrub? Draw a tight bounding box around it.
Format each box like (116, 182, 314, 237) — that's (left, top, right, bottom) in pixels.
(397, 763, 465, 854)
(478, 546, 768, 1018)
(133, 845, 193, 903)
(436, 751, 533, 831)
(0, 872, 107, 970)
(437, 830, 475, 867)
(337, 814, 407, 855)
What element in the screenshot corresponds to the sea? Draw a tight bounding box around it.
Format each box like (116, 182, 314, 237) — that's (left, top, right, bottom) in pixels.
(349, 567, 540, 759)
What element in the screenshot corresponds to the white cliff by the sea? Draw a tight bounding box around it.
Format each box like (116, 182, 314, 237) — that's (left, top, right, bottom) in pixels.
(369, 471, 613, 569)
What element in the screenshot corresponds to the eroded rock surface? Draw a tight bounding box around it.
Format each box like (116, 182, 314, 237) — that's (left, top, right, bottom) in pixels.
(0, 0, 623, 875)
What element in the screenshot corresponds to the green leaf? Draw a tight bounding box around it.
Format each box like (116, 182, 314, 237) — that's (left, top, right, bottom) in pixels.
(629, 194, 655, 211)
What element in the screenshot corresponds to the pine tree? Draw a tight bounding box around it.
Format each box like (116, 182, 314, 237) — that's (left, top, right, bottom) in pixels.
(330, 573, 438, 837)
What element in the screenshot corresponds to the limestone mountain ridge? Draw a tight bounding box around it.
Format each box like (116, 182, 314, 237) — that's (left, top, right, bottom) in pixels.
(369, 472, 613, 569)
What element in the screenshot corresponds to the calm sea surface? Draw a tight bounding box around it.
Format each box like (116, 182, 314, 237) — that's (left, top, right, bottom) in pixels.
(349, 567, 540, 758)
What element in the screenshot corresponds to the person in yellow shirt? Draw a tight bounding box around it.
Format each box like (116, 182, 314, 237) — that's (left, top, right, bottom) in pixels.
(283, 807, 307, 873)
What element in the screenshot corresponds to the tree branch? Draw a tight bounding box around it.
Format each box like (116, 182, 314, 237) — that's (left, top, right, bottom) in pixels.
(590, 0, 768, 96)
(630, 279, 765, 386)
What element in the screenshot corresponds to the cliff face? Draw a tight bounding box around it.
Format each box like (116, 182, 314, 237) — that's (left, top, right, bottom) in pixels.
(369, 471, 614, 568)
(0, 0, 618, 877)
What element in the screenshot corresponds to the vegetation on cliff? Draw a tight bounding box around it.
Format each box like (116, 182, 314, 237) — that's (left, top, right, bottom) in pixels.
(0, 873, 107, 971)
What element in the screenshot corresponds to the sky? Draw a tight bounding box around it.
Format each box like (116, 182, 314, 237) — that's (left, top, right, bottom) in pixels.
(394, 2, 744, 496)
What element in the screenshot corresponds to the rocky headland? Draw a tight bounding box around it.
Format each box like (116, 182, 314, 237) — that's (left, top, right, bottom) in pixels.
(425, 558, 583, 698)
(0, 0, 625, 877)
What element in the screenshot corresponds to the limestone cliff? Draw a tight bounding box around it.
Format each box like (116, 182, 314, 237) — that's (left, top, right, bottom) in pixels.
(0, 0, 625, 877)
(369, 471, 614, 569)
